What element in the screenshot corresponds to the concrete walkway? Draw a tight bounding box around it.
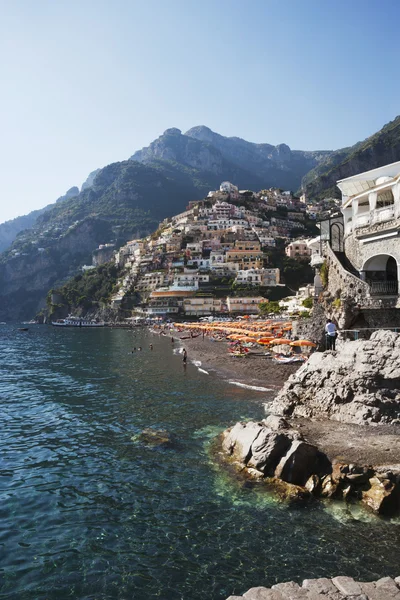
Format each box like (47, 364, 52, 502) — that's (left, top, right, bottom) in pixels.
(226, 576, 400, 599)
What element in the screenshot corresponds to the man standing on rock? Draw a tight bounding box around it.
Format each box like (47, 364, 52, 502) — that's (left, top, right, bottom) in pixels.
(325, 319, 337, 351)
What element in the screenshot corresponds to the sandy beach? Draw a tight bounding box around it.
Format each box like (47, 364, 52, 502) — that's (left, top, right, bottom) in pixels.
(177, 334, 299, 390)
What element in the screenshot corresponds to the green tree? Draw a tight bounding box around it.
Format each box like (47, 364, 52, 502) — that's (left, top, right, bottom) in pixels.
(302, 297, 313, 309)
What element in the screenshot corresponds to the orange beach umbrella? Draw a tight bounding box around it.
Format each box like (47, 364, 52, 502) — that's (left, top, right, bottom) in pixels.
(290, 340, 317, 347)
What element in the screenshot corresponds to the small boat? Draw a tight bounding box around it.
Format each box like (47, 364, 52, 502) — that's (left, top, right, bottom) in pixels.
(52, 316, 105, 327)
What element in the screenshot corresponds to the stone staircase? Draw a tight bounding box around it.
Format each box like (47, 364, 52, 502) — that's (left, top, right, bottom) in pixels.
(226, 575, 400, 599)
(333, 251, 361, 279)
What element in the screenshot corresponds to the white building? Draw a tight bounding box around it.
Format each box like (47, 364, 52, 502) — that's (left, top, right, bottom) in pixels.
(220, 181, 239, 194)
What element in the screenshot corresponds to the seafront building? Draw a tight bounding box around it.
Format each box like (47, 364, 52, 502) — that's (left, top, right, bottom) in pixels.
(316, 161, 400, 327)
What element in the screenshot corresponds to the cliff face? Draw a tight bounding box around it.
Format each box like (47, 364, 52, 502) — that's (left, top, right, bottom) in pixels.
(132, 126, 333, 192)
(0, 159, 219, 320)
(302, 116, 400, 199)
(0, 210, 45, 253)
(0, 219, 113, 320)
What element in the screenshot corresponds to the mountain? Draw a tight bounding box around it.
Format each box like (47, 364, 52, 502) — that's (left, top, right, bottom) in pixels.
(0, 159, 236, 321)
(302, 116, 400, 199)
(3, 118, 400, 321)
(0, 186, 80, 253)
(131, 126, 332, 192)
(0, 208, 48, 253)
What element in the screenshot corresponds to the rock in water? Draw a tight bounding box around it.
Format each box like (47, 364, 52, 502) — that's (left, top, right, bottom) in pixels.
(247, 429, 292, 475)
(362, 476, 400, 516)
(136, 429, 177, 449)
(270, 330, 400, 425)
(274, 440, 319, 486)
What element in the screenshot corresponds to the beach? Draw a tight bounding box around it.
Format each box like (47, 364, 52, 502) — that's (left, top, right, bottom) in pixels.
(177, 334, 300, 390)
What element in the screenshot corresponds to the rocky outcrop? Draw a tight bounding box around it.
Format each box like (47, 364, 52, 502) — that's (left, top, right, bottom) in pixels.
(227, 575, 400, 599)
(270, 331, 400, 425)
(221, 416, 327, 491)
(302, 115, 400, 200)
(132, 126, 332, 192)
(220, 415, 400, 516)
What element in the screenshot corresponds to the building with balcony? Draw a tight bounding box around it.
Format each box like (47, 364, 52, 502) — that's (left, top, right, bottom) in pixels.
(183, 296, 224, 316)
(226, 296, 264, 314)
(337, 162, 400, 301)
(317, 162, 400, 328)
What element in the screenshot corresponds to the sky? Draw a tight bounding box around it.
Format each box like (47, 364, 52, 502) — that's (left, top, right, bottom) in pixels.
(1, 0, 400, 223)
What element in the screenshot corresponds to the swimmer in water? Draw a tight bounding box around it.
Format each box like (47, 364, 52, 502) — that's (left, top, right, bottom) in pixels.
(149, 344, 153, 350)
(132, 347, 136, 352)
(182, 348, 187, 365)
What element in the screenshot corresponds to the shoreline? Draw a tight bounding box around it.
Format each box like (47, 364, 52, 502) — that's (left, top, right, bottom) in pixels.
(172, 334, 300, 390)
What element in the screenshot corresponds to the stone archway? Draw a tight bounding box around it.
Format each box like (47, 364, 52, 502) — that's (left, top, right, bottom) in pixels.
(362, 254, 399, 295)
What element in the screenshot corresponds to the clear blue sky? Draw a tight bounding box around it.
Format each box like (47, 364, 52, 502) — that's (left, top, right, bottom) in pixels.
(1, 0, 399, 223)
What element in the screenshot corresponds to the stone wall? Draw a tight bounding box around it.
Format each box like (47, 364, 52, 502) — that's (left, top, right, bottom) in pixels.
(345, 224, 400, 272)
(226, 575, 400, 599)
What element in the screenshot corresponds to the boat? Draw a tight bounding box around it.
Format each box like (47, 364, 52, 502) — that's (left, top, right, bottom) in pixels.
(52, 316, 105, 327)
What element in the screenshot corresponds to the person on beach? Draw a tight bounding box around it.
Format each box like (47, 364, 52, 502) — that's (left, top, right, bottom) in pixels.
(325, 319, 337, 351)
(171, 337, 174, 344)
(182, 348, 187, 365)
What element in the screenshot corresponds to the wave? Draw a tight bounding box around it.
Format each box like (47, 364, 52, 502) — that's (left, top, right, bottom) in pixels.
(198, 368, 209, 375)
(228, 381, 272, 392)
(192, 360, 202, 367)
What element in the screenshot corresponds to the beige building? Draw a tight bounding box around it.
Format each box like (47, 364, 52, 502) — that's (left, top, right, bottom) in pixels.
(226, 296, 264, 314)
(285, 240, 311, 259)
(183, 296, 223, 316)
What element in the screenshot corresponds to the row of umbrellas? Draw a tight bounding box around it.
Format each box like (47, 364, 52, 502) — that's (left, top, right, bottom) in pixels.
(174, 320, 316, 347)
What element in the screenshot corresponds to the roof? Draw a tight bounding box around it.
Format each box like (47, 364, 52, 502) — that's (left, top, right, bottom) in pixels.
(337, 160, 400, 199)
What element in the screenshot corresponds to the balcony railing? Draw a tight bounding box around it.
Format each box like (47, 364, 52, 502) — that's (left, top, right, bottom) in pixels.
(352, 204, 397, 230)
(375, 205, 395, 223)
(368, 280, 399, 296)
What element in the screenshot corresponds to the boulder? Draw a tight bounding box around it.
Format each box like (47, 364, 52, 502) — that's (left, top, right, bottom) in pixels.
(362, 476, 400, 516)
(247, 429, 292, 475)
(272, 581, 309, 598)
(320, 474, 340, 498)
(222, 421, 264, 464)
(275, 440, 319, 486)
(302, 577, 344, 598)
(243, 587, 283, 599)
(270, 331, 400, 425)
(305, 473, 320, 494)
(267, 478, 311, 502)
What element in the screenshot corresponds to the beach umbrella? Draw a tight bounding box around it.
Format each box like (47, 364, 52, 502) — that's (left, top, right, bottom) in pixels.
(290, 340, 317, 347)
(257, 339, 271, 345)
(269, 338, 292, 345)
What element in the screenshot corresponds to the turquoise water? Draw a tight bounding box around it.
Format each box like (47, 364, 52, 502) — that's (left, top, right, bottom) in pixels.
(0, 325, 399, 599)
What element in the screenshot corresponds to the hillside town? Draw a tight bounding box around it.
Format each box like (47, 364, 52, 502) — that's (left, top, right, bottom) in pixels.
(98, 182, 336, 318)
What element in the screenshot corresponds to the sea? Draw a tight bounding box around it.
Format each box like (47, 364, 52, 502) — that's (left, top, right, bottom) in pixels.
(0, 324, 399, 600)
